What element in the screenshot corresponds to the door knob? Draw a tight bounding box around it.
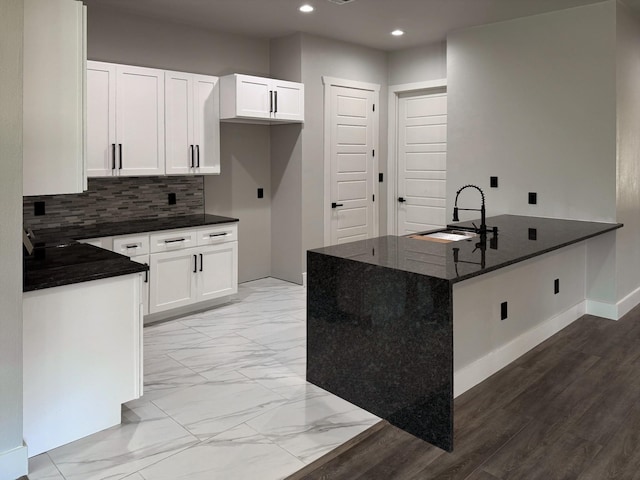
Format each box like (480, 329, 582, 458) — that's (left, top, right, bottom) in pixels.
(398, 197, 406, 203)
(331, 202, 344, 209)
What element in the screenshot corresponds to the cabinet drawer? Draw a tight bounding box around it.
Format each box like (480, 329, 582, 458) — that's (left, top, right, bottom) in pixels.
(150, 229, 197, 253)
(196, 223, 238, 246)
(113, 235, 150, 257)
(79, 237, 113, 250)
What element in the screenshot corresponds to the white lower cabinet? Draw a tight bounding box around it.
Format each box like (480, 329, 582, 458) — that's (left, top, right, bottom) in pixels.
(81, 222, 238, 318)
(149, 241, 238, 314)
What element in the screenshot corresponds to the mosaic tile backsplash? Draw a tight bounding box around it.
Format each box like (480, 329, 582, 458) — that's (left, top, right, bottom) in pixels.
(24, 176, 204, 229)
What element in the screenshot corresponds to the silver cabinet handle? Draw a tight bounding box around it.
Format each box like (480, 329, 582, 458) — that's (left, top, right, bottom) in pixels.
(209, 232, 227, 237)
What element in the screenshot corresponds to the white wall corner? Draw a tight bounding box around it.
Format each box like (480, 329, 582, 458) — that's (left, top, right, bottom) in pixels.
(0, 444, 28, 480)
(586, 299, 619, 320)
(454, 301, 586, 398)
(302, 272, 307, 287)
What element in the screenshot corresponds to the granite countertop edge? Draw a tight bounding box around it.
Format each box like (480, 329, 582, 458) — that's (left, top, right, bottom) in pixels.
(24, 214, 237, 292)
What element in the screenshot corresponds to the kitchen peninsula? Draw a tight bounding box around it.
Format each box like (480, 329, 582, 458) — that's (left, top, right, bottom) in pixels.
(307, 215, 622, 451)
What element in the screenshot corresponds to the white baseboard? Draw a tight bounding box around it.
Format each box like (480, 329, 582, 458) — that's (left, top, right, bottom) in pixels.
(586, 300, 619, 320)
(454, 301, 586, 398)
(0, 444, 28, 480)
(302, 272, 307, 288)
(616, 284, 640, 319)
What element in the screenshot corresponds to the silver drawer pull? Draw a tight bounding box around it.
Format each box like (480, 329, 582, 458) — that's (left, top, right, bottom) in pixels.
(164, 238, 186, 244)
(125, 244, 138, 249)
(209, 233, 228, 237)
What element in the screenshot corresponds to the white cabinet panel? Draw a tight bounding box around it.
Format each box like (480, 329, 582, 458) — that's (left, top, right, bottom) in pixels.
(165, 72, 220, 175)
(116, 65, 165, 176)
(87, 62, 165, 177)
(220, 74, 304, 124)
(23, 0, 86, 196)
(149, 249, 198, 314)
(86, 63, 117, 177)
(196, 223, 238, 246)
(113, 234, 150, 257)
(130, 254, 150, 317)
(150, 229, 198, 253)
(198, 243, 238, 301)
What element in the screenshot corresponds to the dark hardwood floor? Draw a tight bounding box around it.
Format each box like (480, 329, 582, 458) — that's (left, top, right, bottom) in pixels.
(288, 307, 640, 480)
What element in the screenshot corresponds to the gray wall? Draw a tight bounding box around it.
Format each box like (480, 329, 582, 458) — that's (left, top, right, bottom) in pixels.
(615, 2, 640, 302)
(0, 0, 26, 477)
(270, 34, 304, 284)
(300, 34, 388, 271)
(388, 41, 447, 86)
(87, 5, 273, 283)
(446, 2, 617, 223)
(204, 124, 272, 283)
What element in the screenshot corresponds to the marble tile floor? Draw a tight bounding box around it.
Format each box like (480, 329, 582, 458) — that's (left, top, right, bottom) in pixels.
(27, 278, 379, 480)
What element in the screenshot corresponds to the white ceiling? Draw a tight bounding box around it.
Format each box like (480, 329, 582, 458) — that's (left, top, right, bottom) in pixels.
(84, 0, 639, 51)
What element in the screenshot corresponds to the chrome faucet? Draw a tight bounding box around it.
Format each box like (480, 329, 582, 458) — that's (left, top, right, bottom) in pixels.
(452, 184, 487, 234)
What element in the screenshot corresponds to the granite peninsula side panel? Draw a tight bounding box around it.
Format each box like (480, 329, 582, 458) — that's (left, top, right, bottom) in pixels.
(306, 251, 454, 451)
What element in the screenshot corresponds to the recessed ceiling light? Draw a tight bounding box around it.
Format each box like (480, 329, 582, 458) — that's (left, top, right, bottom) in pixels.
(391, 29, 404, 36)
(299, 4, 314, 13)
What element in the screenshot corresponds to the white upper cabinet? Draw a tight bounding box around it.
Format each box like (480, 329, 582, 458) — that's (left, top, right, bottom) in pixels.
(220, 74, 304, 124)
(87, 61, 165, 177)
(165, 71, 220, 175)
(23, 0, 87, 196)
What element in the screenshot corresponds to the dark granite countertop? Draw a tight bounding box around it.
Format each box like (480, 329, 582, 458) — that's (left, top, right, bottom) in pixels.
(24, 214, 238, 292)
(309, 215, 622, 284)
(31, 214, 239, 246)
(24, 243, 148, 292)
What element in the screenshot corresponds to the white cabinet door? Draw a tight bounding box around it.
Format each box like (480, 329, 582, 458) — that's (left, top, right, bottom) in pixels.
(165, 72, 220, 175)
(116, 65, 165, 176)
(197, 243, 238, 302)
(23, 0, 86, 195)
(236, 75, 272, 119)
(165, 71, 194, 175)
(149, 249, 197, 314)
(272, 80, 304, 122)
(193, 75, 220, 174)
(87, 62, 117, 177)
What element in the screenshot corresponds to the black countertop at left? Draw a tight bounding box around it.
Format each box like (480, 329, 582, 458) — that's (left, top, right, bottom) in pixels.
(24, 243, 148, 292)
(24, 214, 238, 292)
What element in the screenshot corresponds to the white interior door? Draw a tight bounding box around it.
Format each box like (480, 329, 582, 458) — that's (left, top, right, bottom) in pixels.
(329, 85, 376, 245)
(396, 89, 447, 235)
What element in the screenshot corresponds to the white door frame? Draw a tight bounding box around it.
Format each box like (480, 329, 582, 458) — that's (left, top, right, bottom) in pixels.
(387, 79, 447, 235)
(323, 76, 380, 246)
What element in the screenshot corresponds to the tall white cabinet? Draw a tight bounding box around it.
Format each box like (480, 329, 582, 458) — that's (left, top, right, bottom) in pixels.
(23, 0, 87, 196)
(165, 71, 220, 175)
(87, 62, 165, 177)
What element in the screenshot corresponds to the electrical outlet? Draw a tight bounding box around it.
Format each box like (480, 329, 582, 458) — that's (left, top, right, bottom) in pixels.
(554, 279, 560, 294)
(257, 188, 264, 199)
(168, 193, 176, 205)
(490, 176, 498, 188)
(528, 192, 537, 205)
(34, 201, 45, 216)
(501, 302, 508, 320)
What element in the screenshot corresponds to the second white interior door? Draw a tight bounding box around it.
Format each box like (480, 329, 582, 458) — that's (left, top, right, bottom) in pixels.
(396, 88, 447, 235)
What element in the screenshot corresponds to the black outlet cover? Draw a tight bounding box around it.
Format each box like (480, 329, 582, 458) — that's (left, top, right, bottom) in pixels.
(490, 176, 498, 188)
(528, 228, 537, 240)
(168, 193, 176, 205)
(528, 192, 537, 204)
(501, 302, 508, 320)
(34, 201, 45, 216)
(257, 188, 264, 199)
(554, 279, 560, 294)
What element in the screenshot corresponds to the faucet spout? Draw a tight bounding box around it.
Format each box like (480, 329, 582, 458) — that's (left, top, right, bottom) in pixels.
(453, 184, 487, 234)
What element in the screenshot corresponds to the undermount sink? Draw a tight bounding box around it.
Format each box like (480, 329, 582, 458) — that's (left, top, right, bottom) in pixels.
(409, 229, 478, 243)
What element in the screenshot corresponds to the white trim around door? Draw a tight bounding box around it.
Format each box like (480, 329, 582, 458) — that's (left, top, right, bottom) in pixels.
(323, 76, 380, 246)
(387, 78, 447, 235)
